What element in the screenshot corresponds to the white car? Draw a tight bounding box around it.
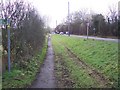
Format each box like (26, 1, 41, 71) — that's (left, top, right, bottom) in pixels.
(60, 32, 64, 35)
(66, 31, 69, 35)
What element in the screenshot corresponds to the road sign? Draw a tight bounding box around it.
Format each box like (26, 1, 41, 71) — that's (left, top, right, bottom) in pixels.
(0, 19, 7, 25)
(0, 19, 3, 25)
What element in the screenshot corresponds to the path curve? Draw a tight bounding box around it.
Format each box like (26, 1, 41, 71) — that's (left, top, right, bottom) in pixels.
(31, 36, 56, 88)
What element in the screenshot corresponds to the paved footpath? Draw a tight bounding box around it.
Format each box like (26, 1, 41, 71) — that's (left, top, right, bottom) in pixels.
(31, 36, 56, 88)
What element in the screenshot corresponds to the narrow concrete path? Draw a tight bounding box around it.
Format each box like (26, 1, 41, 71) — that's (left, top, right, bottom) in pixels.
(31, 36, 56, 88)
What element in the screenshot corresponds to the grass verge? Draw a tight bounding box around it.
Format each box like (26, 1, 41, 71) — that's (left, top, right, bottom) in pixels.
(52, 34, 118, 88)
(0, 75, 1, 90)
(2, 37, 48, 88)
(0, 46, 2, 90)
(52, 36, 100, 88)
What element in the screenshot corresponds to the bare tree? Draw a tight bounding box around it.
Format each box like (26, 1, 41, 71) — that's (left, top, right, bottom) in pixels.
(2, 0, 46, 71)
(108, 5, 117, 23)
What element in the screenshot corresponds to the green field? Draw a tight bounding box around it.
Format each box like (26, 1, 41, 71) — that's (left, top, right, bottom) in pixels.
(52, 35, 118, 88)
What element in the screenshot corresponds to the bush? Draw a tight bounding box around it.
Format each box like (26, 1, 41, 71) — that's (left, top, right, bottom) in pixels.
(2, 0, 46, 70)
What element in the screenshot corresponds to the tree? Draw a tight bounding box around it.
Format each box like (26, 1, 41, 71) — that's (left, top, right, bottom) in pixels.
(92, 14, 107, 36)
(107, 5, 118, 36)
(1, 0, 46, 70)
(55, 7, 118, 37)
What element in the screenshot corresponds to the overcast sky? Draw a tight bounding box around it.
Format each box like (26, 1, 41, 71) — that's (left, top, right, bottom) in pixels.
(2, 0, 119, 28)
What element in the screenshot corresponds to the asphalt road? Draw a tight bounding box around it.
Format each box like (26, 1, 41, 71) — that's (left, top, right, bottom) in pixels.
(71, 35, 119, 43)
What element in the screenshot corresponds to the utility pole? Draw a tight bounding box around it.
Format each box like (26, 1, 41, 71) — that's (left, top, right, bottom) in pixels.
(87, 22, 89, 39)
(56, 20, 57, 27)
(68, 1, 70, 36)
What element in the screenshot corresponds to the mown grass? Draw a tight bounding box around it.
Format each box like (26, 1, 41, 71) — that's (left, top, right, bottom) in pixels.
(2, 37, 48, 88)
(0, 67, 1, 90)
(52, 34, 118, 87)
(0, 29, 2, 90)
(52, 36, 100, 88)
(0, 75, 1, 90)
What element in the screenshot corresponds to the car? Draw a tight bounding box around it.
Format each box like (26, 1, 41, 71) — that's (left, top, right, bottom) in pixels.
(66, 31, 69, 35)
(60, 32, 64, 35)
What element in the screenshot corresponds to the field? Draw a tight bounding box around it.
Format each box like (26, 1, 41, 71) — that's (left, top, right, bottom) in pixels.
(52, 34, 118, 88)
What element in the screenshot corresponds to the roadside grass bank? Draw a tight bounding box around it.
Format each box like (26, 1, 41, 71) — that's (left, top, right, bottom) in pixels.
(52, 36, 101, 88)
(0, 51, 1, 90)
(0, 74, 1, 90)
(2, 37, 48, 88)
(72, 34, 118, 39)
(52, 34, 118, 88)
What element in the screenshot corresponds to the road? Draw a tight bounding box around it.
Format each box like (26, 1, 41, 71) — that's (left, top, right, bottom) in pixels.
(71, 35, 119, 43)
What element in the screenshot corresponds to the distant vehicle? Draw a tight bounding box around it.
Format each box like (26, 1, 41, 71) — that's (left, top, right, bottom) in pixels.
(66, 31, 69, 35)
(60, 32, 64, 35)
(55, 31, 59, 34)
